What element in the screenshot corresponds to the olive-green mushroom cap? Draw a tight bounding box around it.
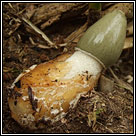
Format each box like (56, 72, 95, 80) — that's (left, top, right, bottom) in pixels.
(77, 10, 127, 67)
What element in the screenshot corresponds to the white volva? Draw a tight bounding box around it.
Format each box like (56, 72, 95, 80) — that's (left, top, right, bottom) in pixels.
(8, 50, 102, 129)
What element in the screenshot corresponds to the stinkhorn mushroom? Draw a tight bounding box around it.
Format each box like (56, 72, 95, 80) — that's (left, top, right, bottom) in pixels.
(8, 10, 127, 129)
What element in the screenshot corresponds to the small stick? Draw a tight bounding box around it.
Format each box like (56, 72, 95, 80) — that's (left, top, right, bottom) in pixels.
(96, 121, 114, 133)
(29, 37, 51, 49)
(8, 3, 16, 11)
(22, 17, 55, 47)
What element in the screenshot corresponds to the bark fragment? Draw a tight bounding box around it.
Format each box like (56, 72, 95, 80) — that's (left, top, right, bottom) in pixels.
(31, 3, 88, 29)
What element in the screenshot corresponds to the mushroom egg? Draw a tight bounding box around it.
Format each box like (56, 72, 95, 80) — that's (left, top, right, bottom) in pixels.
(8, 50, 102, 129)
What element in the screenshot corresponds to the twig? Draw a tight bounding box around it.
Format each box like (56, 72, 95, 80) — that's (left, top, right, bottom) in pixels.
(96, 121, 114, 133)
(29, 37, 52, 49)
(115, 83, 133, 93)
(109, 68, 120, 82)
(22, 17, 55, 47)
(8, 3, 16, 11)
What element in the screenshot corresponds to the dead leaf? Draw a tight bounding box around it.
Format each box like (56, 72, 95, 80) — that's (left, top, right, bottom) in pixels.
(123, 37, 133, 49)
(125, 75, 133, 83)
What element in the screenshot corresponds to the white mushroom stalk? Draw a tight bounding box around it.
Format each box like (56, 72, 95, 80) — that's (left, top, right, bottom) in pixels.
(8, 10, 126, 130)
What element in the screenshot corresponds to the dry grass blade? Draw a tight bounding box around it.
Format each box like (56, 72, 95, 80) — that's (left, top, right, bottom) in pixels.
(87, 101, 97, 128)
(22, 17, 55, 48)
(109, 68, 133, 94)
(29, 37, 52, 49)
(3, 67, 13, 73)
(8, 3, 16, 11)
(37, 44, 52, 49)
(8, 3, 56, 49)
(96, 121, 114, 133)
(8, 22, 21, 36)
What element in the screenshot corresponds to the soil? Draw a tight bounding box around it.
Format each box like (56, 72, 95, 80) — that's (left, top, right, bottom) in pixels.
(2, 3, 134, 134)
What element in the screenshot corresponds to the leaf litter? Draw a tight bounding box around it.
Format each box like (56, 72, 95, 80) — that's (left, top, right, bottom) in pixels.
(3, 2, 133, 134)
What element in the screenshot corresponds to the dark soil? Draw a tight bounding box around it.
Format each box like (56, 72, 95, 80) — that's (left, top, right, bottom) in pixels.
(2, 3, 134, 134)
